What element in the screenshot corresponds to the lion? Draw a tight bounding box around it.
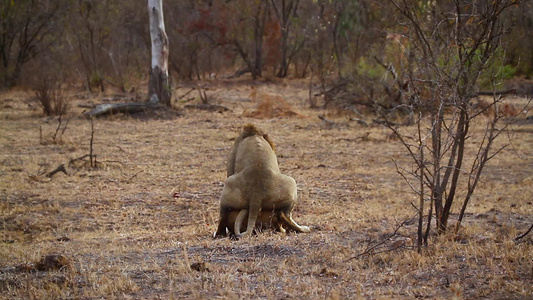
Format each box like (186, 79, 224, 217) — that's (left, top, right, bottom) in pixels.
(215, 124, 311, 238)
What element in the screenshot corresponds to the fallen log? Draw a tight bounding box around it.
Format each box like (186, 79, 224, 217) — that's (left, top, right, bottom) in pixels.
(83, 94, 160, 117)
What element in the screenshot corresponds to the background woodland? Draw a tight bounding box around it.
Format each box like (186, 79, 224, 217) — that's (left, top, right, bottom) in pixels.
(2, 0, 532, 92)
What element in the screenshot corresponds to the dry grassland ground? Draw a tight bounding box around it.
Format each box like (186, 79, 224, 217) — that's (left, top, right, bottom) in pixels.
(0, 79, 532, 299)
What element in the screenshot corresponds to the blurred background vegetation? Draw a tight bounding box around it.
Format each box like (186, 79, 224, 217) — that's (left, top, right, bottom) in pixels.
(0, 0, 531, 93)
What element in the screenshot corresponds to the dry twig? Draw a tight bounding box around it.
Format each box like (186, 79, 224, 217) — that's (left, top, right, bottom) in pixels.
(46, 164, 68, 178)
(514, 224, 533, 242)
(348, 214, 416, 260)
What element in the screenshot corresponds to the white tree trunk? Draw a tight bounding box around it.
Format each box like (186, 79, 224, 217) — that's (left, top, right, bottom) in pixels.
(148, 0, 171, 106)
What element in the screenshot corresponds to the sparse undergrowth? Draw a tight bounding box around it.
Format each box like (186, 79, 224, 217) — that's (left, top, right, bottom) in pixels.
(0, 82, 532, 299)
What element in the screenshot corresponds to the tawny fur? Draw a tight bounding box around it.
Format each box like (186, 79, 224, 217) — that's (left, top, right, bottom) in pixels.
(215, 124, 310, 238)
(226, 124, 274, 177)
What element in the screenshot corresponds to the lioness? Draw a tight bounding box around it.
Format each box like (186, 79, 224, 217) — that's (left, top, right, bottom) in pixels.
(215, 124, 311, 238)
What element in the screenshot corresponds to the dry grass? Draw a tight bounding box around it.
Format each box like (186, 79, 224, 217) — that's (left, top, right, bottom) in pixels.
(0, 81, 532, 299)
(243, 86, 300, 119)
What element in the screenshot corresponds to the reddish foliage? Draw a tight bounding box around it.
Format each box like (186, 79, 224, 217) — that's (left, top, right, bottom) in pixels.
(263, 18, 281, 68)
(186, 8, 227, 41)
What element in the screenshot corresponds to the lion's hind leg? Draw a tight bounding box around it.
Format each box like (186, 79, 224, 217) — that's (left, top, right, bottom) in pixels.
(266, 211, 286, 233)
(273, 216, 286, 233)
(279, 211, 311, 233)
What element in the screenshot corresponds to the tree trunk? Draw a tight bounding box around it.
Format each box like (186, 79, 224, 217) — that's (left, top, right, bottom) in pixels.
(148, 0, 171, 106)
(253, 0, 268, 79)
(271, 0, 299, 78)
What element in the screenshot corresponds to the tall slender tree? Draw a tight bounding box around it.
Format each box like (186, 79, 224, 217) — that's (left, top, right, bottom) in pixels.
(148, 0, 170, 106)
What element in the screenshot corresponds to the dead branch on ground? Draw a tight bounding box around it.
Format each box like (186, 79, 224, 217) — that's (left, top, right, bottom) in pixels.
(514, 224, 533, 242)
(318, 115, 337, 127)
(46, 164, 68, 178)
(348, 214, 416, 260)
(125, 170, 143, 183)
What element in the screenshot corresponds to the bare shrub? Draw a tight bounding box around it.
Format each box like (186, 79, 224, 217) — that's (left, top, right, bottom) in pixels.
(33, 78, 69, 116)
(378, 0, 527, 252)
(39, 114, 71, 145)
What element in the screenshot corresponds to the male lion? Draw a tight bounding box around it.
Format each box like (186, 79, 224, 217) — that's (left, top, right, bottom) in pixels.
(215, 124, 311, 238)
